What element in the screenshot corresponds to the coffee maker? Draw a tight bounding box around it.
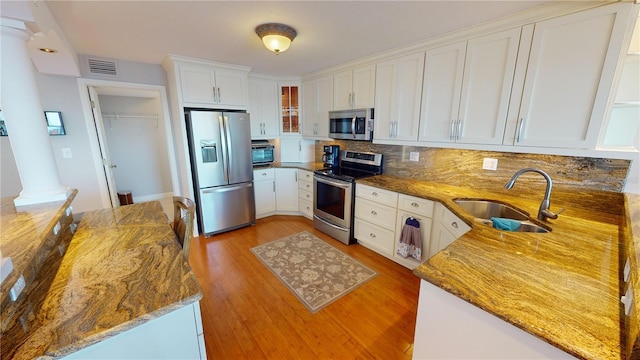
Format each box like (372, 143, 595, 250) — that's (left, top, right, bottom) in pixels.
(321, 145, 340, 168)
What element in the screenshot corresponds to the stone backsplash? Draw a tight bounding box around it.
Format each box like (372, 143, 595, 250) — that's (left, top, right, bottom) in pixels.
(316, 140, 630, 212)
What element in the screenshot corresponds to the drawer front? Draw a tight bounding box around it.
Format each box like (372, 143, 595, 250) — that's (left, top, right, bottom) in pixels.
(355, 197, 397, 231)
(398, 195, 434, 217)
(254, 168, 275, 180)
(298, 179, 313, 192)
(440, 205, 471, 238)
(355, 184, 398, 207)
(298, 188, 313, 203)
(299, 199, 313, 219)
(298, 169, 313, 183)
(354, 218, 395, 256)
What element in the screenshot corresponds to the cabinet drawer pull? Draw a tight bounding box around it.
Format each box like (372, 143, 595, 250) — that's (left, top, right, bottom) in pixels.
(372, 192, 378, 196)
(371, 210, 377, 215)
(451, 221, 459, 229)
(369, 233, 376, 238)
(411, 202, 419, 207)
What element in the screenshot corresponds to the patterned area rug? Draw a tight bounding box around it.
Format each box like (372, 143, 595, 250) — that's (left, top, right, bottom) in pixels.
(251, 231, 378, 313)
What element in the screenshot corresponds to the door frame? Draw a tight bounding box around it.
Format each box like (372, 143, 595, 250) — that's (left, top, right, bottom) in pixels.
(77, 78, 180, 208)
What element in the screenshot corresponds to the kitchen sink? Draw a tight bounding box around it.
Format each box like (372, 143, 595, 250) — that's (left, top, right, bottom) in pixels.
(453, 199, 529, 220)
(453, 199, 550, 233)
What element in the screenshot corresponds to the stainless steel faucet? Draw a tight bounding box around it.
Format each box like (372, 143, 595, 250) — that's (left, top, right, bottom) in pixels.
(504, 168, 559, 221)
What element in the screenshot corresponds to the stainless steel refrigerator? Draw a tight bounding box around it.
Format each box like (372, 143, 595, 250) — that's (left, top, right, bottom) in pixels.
(185, 110, 255, 235)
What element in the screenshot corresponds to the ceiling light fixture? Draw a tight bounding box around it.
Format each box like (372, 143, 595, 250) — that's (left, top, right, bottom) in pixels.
(255, 23, 297, 55)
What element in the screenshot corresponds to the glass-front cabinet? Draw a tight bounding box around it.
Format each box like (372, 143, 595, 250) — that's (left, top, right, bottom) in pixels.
(280, 82, 300, 134)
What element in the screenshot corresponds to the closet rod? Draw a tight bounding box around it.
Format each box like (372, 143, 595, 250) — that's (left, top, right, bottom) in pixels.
(101, 112, 162, 119)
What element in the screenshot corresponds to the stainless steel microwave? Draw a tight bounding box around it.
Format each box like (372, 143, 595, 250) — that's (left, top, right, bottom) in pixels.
(328, 108, 374, 141)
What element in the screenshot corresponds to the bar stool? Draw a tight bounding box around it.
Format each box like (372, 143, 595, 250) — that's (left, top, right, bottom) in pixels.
(172, 196, 195, 261)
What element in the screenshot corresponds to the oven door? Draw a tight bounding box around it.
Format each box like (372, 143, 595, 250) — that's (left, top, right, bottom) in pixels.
(313, 175, 352, 229)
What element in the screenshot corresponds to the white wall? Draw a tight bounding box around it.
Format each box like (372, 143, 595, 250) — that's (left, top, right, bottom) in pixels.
(0, 58, 173, 213)
(98, 94, 173, 198)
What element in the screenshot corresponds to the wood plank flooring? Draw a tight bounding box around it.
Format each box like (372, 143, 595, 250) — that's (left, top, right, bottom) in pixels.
(188, 215, 421, 360)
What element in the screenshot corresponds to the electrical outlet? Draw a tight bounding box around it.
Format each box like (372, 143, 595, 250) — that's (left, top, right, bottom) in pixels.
(482, 158, 498, 171)
(409, 152, 420, 162)
(10, 275, 26, 301)
(61, 148, 72, 159)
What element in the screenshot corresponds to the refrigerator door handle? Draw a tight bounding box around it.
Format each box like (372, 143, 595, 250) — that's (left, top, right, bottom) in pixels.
(201, 182, 253, 194)
(218, 115, 230, 183)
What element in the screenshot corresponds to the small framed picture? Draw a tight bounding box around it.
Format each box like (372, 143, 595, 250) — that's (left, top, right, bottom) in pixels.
(0, 111, 7, 136)
(45, 111, 66, 135)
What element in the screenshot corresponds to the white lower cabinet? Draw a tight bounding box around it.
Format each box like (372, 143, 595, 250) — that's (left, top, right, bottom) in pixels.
(413, 280, 576, 359)
(298, 169, 313, 219)
(354, 184, 398, 258)
(429, 202, 471, 257)
(63, 302, 206, 359)
(393, 195, 434, 269)
(355, 184, 438, 270)
(253, 168, 276, 219)
(275, 168, 299, 212)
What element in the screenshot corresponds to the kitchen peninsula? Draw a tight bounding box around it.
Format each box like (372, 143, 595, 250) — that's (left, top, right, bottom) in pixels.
(0, 197, 204, 359)
(356, 174, 637, 360)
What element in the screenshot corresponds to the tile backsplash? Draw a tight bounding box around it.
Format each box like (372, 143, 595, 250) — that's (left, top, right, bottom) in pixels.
(316, 140, 630, 194)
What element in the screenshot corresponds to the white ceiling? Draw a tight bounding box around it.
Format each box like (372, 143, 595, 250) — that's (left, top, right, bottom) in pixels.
(45, 1, 551, 76)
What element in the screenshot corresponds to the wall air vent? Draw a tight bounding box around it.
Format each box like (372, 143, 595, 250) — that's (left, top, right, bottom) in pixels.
(87, 58, 118, 76)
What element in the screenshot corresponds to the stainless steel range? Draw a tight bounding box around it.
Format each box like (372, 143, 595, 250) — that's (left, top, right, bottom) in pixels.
(313, 150, 383, 245)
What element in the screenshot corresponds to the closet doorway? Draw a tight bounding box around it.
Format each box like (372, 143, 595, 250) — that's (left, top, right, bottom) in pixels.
(78, 79, 179, 215)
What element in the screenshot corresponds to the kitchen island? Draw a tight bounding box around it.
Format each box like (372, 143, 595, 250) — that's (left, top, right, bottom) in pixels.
(1, 200, 203, 359)
(357, 174, 633, 360)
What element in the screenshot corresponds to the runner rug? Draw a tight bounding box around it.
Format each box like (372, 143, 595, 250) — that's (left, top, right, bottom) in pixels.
(251, 231, 378, 313)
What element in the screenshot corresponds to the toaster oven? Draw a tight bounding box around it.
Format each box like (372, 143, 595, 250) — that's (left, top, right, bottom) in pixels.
(251, 141, 274, 165)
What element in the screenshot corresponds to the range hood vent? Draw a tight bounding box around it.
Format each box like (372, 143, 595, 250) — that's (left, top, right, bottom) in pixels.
(87, 58, 118, 76)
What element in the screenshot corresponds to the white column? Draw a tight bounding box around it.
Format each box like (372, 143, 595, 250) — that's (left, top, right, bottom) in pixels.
(1, 20, 71, 206)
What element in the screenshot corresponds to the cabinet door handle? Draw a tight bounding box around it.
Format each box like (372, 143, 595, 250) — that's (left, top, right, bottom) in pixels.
(369, 233, 376, 238)
(217, 87, 222, 103)
(411, 202, 419, 207)
(457, 120, 463, 141)
(449, 119, 456, 140)
(372, 192, 378, 196)
(451, 221, 459, 229)
(516, 117, 525, 143)
(389, 122, 394, 137)
(272, 182, 276, 192)
(371, 210, 377, 215)
(212, 87, 217, 103)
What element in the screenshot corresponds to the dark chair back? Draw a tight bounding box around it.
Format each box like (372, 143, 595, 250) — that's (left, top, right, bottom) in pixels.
(173, 196, 195, 260)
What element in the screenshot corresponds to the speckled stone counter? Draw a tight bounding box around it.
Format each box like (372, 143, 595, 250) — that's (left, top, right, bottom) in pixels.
(0, 191, 77, 306)
(255, 161, 323, 172)
(1, 201, 202, 359)
(357, 174, 627, 360)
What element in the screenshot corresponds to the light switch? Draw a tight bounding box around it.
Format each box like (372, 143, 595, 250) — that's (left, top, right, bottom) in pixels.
(61, 148, 72, 159)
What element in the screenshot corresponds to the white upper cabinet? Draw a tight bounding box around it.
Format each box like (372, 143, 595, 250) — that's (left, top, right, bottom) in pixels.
(508, 3, 634, 149)
(302, 75, 333, 138)
(333, 64, 376, 110)
(248, 76, 280, 138)
(418, 42, 467, 143)
(179, 64, 249, 108)
(419, 28, 521, 145)
(374, 52, 425, 141)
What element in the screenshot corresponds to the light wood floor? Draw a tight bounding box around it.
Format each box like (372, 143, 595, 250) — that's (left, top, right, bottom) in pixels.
(188, 215, 421, 360)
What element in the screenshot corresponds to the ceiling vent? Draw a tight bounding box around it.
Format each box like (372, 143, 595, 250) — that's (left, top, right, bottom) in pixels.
(87, 58, 118, 76)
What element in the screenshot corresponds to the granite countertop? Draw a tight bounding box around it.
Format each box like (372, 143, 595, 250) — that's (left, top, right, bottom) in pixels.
(254, 161, 322, 172)
(1, 201, 202, 359)
(0, 191, 77, 304)
(357, 174, 627, 360)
